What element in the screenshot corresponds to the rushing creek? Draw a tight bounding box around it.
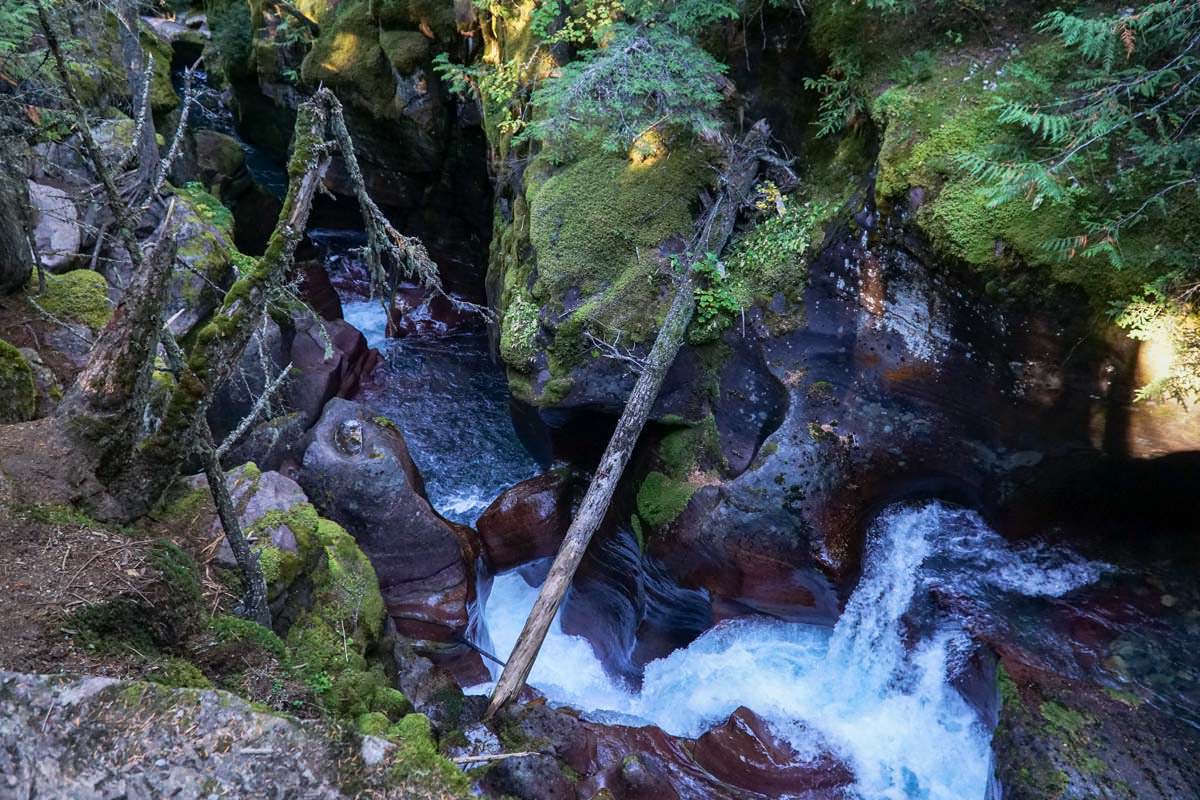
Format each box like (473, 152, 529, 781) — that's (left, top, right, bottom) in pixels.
(315, 234, 1117, 799)
(467, 503, 1108, 800)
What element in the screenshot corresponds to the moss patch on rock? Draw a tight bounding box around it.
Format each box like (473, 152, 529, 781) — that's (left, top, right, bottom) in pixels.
(0, 339, 36, 424)
(527, 146, 709, 303)
(284, 517, 399, 721)
(146, 657, 213, 689)
(635, 470, 696, 530)
(301, 0, 396, 120)
(388, 713, 471, 797)
(31, 270, 112, 332)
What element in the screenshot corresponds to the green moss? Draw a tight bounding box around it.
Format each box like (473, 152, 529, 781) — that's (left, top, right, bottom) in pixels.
(372, 686, 413, 719)
(529, 146, 708, 300)
(656, 415, 722, 479)
(140, 26, 179, 114)
(174, 181, 236, 234)
(1102, 687, 1144, 707)
(499, 291, 540, 371)
(246, 502, 320, 591)
(210, 614, 287, 659)
(378, 29, 429, 73)
(154, 481, 211, 524)
(69, 599, 160, 655)
(301, 0, 395, 120)
(630, 515, 645, 551)
(1039, 702, 1091, 740)
(861, 39, 1174, 313)
(0, 339, 36, 423)
(726, 190, 836, 307)
(520, 144, 711, 388)
(372, 415, 401, 432)
(357, 710, 391, 736)
(636, 471, 696, 529)
(388, 713, 471, 796)
(282, 516, 391, 720)
(21, 503, 96, 527)
(998, 664, 1021, 710)
(146, 657, 212, 689)
(31, 270, 112, 331)
(149, 539, 203, 607)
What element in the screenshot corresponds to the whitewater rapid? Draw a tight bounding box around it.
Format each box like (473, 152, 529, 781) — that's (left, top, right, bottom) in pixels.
(468, 501, 1108, 800)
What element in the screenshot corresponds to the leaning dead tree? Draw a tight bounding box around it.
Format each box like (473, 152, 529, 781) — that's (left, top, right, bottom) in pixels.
(486, 120, 785, 717)
(34, 2, 438, 625)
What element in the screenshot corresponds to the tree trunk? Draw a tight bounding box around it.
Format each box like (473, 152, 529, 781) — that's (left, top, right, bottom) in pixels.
(115, 0, 159, 196)
(485, 121, 778, 718)
(200, 419, 271, 628)
(0, 139, 32, 294)
(106, 93, 335, 517)
(57, 202, 179, 480)
(485, 279, 695, 717)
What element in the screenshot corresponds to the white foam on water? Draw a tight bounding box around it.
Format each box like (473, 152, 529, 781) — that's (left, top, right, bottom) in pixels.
(469, 502, 1109, 799)
(439, 490, 496, 523)
(929, 507, 1110, 598)
(342, 300, 389, 347)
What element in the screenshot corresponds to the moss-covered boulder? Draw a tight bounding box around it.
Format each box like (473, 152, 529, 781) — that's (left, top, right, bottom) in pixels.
(178, 464, 321, 613)
(0, 340, 36, 424)
(29, 269, 112, 332)
(494, 141, 714, 408)
(167, 183, 241, 337)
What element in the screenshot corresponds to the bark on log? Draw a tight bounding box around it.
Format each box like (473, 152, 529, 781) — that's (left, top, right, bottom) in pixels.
(115, 0, 159, 197)
(485, 278, 695, 718)
(485, 121, 777, 718)
(200, 419, 271, 628)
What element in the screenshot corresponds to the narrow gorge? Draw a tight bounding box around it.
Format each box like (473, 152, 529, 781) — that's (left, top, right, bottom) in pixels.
(0, 1, 1198, 798)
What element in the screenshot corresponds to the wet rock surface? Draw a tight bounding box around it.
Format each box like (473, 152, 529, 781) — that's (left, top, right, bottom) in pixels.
(692, 707, 854, 796)
(476, 468, 581, 572)
(299, 399, 483, 677)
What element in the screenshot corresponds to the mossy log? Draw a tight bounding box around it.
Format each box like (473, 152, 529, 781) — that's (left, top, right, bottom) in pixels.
(486, 121, 778, 717)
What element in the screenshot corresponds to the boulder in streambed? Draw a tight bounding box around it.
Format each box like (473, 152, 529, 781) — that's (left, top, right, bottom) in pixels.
(475, 467, 582, 572)
(298, 399, 484, 680)
(692, 706, 854, 796)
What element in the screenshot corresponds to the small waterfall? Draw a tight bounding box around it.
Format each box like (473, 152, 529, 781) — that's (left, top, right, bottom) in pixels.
(470, 501, 1110, 799)
(825, 503, 936, 690)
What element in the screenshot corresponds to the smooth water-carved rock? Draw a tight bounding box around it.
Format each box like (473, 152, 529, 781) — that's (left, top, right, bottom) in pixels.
(693, 707, 854, 795)
(285, 317, 380, 428)
(299, 399, 483, 676)
(476, 468, 580, 572)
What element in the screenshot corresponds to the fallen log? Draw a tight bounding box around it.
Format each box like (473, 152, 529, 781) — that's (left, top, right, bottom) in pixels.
(485, 121, 782, 718)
